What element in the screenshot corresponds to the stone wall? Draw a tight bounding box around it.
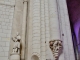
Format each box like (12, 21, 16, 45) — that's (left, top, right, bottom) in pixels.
(0, 0, 15, 60)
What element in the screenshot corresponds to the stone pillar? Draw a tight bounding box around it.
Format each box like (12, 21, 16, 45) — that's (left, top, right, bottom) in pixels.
(44, 0, 51, 60)
(32, 0, 41, 58)
(9, 0, 23, 60)
(21, 0, 28, 60)
(26, 0, 33, 60)
(49, 0, 61, 40)
(40, 0, 46, 60)
(57, 0, 75, 60)
(49, 0, 62, 60)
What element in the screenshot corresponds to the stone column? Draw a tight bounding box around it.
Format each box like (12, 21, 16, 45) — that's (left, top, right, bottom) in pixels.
(44, 0, 51, 60)
(57, 0, 75, 60)
(9, 0, 23, 60)
(26, 0, 33, 60)
(49, 0, 60, 40)
(40, 0, 46, 60)
(49, 0, 62, 60)
(21, 0, 28, 60)
(32, 0, 41, 58)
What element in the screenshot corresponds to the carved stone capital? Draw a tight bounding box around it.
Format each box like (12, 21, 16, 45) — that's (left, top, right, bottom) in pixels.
(49, 40, 63, 60)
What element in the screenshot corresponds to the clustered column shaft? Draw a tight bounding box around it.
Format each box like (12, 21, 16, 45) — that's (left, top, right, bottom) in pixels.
(32, 0, 41, 57)
(21, 0, 28, 60)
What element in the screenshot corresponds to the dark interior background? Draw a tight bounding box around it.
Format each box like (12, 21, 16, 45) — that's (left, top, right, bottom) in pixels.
(66, 0, 80, 60)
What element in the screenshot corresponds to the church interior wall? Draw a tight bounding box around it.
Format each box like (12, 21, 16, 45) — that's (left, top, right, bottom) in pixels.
(0, 0, 76, 60)
(0, 0, 15, 60)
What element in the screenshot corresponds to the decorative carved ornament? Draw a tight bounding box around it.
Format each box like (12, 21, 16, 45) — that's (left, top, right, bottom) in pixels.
(12, 32, 21, 54)
(49, 40, 63, 60)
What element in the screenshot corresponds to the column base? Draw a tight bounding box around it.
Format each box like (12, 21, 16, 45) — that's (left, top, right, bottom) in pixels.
(10, 53, 20, 60)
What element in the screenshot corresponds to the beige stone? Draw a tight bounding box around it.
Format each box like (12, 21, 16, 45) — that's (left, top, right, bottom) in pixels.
(10, 54, 20, 60)
(0, 0, 76, 60)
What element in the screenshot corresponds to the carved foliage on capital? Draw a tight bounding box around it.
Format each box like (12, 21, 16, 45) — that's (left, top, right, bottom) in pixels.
(12, 32, 21, 54)
(49, 40, 63, 60)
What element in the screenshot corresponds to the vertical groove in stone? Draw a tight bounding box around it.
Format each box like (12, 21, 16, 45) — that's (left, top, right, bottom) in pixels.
(49, 0, 61, 40)
(40, 0, 46, 60)
(32, 0, 41, 57)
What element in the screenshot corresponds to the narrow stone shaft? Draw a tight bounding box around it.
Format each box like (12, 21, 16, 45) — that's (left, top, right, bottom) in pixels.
(32, 0, 41, 57)
(40, 0, 46, 60)
(49, 0, 61, 40)
(21, 0, 28, 59)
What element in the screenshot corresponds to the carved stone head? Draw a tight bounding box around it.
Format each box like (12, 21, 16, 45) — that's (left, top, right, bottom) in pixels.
(49, 40, 63, 60)
(16, 32, 21, 42)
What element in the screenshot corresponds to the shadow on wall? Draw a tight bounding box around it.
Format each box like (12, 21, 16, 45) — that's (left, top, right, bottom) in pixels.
(31, 55, 39, 60)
